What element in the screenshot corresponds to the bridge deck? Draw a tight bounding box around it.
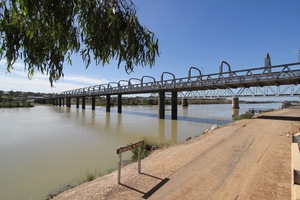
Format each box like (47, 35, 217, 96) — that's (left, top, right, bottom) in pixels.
(53, 62, 300, 98)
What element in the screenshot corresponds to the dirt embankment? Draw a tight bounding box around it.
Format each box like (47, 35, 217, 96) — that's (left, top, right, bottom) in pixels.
(53, 107, 300, 200)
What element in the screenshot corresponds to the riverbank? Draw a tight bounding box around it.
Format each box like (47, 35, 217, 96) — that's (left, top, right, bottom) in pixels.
(53, 106, 300, 200)
(0, 100, 34, 108)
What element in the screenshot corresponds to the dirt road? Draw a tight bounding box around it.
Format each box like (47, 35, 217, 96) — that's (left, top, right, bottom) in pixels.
(53, 107, 300, 200)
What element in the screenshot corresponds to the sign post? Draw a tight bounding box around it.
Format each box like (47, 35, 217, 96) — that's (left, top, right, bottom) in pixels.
(116, 140, 144, 184)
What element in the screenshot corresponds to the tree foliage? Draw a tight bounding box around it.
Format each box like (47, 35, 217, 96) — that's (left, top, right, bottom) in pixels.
(0, 0, 159, 85)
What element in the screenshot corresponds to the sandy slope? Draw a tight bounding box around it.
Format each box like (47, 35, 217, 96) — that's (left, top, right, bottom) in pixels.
(53, 107, 300, 200)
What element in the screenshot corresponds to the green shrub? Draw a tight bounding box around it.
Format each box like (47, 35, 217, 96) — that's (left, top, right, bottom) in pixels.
(234, 113, 254, 120)
(130, 140, 156, 162)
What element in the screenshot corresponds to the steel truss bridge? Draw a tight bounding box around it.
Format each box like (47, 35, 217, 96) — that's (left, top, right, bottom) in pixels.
(152, 84, 300, 99)
(59, 62, 300, 98)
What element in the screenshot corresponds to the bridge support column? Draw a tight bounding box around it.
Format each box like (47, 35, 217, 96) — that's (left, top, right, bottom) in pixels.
(158, 91, 165, 119)
(67, 98, 71, 107)
(92, 96, 96, 110)
(118, 94, 122, 113)
(106, 95, 111, 112)
(182, 97, 188, 107)
(59, 98, 62, 107)
(232, 109, 239, 120)
(82, 96, 86, 109)
(171, 92, 178, 120)
(232, 97, 240, 109)
(76, 97, 79, 108)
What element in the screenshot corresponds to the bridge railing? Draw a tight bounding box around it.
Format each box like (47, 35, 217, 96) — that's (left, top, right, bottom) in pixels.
(58, 62, 300, 97)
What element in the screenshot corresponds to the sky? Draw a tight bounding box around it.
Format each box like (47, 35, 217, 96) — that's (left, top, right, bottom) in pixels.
(0, 0, 300, 97)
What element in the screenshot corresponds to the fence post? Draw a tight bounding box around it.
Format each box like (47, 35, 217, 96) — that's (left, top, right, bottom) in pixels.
(138, 145, 141, 173)
(118, 152, 122, 184)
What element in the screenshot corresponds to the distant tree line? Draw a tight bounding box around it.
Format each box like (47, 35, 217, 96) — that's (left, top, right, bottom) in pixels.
(0, 90, 54, 108)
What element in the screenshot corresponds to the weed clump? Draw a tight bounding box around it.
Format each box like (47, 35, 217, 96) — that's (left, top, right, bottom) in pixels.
(130, 140, 157, 162)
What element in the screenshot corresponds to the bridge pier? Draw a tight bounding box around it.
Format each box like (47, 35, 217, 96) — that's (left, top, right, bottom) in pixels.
(171, 92, 178, 120)
(182, 97, 188, 107)
(59, 98, 62, 107)
(76, 97, 79, 108)
(106, 95, 111, 112)
(118, 94, 122, 113)
(67, 97, 71, 107)
(232, 97, 240, 109)
(232, 109, 239, 120)
(92, 96, 96, 110)
(82, 96, 86, 109)
(158, 92, 165, 119)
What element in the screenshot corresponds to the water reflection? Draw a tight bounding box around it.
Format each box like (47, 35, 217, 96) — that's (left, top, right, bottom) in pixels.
(158, 119, 165, 144)
(171, 120, 178, 143)
(117, 114, 122, 132)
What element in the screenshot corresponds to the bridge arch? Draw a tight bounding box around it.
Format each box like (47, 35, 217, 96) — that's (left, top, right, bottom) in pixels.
(161, 72, 176, 83)
(188, 67, 202, 78)
(92, 85, 98, 92)
(118, 80, 130, 87)
(219, 61, 231, 73)
(107, 82, 119, 90)
(141, 76, 156, 85)
(98, 84, 106, 91)
(71, 89, 77, 95)
(129, 78, 141, 85)
(73, 88, 80, 94)
(83, 87, 90, 95)
(88, 86, 94, 94)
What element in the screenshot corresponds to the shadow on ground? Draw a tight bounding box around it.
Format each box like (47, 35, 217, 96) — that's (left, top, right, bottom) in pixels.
(120, 173, 170, 199)
(257, 115, 300, 122)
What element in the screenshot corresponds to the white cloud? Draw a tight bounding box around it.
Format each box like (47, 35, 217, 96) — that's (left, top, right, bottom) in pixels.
(0, 59, 113, 93)
(0, 72, 85, 93)
(0, 59, 25, 70)
(63, 74, 109, 85)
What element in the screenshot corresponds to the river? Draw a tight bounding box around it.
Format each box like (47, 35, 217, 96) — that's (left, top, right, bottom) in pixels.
(0, 103, 281, 200)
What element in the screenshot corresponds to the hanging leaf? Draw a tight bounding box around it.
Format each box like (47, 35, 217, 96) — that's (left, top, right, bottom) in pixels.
(0, 0, 159, 86)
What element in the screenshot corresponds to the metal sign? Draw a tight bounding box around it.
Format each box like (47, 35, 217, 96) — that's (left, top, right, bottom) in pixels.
(116, 140, 144, 184)
(117, 140, 144, 154)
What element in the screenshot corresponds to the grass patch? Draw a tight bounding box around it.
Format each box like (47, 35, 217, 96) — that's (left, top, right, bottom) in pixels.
(46, 167, 103, 199)
(80, 167, 101, 183)
(130, 140, 158, 162)
(234, 113, 254, 121)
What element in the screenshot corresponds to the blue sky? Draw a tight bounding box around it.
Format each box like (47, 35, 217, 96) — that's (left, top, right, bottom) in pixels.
(0, 0, 300, 95)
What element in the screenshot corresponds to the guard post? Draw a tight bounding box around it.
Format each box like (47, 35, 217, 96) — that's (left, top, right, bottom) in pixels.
(116, 140, 144, 184)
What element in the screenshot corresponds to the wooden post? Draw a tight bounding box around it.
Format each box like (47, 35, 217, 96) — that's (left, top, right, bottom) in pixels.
(118, 152, 122, 184)
(138, 146, 141, 173)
